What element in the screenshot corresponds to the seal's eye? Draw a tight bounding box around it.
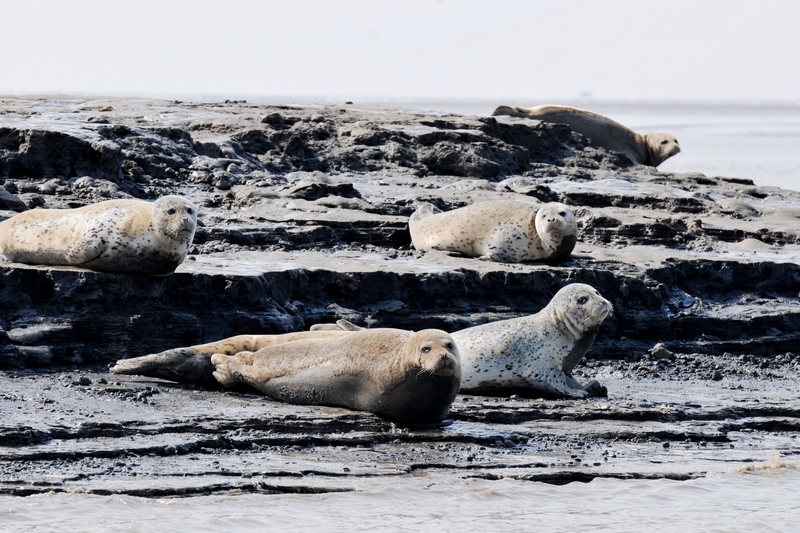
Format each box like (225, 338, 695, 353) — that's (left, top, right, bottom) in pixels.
(661, 139, 669, 145)
(558, 211, 567, 217)
(167, 208, 176, 215)
(420, 346, 431, 354)
(577, 296, 589, 305)
(187, 208, 194, 215)
(444, 342, 454, 351)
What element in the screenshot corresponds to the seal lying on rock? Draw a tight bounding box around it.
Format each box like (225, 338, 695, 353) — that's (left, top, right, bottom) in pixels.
(112, 328, 461, 426)
(212, 328, 461, 425)
(110, 330, 352, 385)
(314, 284, 611, 398)
(452, 283, 612, 398)
(112, 283, 609, 401)
(408, 201, 577, 263)
(0, 195, 197, 275)
(492, 104, 680, 167)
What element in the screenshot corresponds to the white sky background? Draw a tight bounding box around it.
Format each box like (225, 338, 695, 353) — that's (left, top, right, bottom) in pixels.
(1, 0, 799, 103)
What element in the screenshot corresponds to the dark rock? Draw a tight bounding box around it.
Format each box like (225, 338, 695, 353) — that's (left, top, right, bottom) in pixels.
(0, 186, 27, 212)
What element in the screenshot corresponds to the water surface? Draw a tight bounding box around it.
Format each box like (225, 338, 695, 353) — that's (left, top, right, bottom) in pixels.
(2, 464, 797, 532)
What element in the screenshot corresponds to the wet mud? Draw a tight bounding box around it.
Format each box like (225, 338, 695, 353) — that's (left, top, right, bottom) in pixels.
(1, 97, 799, 497)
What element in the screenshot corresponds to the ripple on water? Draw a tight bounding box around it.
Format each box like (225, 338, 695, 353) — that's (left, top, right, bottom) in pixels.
(1, 460, 798, 533)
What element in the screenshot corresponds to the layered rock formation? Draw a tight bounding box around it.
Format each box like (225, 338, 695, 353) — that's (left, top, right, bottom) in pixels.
(1, 97, 798, 495)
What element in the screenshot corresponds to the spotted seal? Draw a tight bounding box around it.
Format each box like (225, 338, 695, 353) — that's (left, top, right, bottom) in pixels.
(0, 195, 197, 275)
(408, 200, 577, 263)
(453, 283, 612, 398)
(492, 104, 680, 167)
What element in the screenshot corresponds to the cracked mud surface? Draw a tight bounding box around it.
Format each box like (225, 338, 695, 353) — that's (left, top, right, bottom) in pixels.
(1, 97, 799, 498)
(1, 369, 798, 497)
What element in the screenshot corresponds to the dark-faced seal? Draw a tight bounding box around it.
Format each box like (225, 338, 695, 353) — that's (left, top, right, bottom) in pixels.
(452, 283, 612, 398)
(210, 328, 461, 425)
(409, 201, 577, 263)
(492, 104, 680, 167)
(0, 195, 197, 275)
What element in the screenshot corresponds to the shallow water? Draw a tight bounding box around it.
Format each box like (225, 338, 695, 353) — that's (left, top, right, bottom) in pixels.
(2, 464, 797, 533)
(594, 102, 800, 192)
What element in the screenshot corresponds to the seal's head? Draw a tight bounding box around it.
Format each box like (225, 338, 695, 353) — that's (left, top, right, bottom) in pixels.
(645, 133, 681, 167)
(548, 283, 612, 340)
(406, 329, 461, 380)
(152, 195, 198, 242)
(535, 202, 578, 260)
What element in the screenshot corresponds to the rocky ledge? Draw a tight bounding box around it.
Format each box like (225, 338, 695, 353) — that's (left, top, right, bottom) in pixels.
(1, 97, 798, 495)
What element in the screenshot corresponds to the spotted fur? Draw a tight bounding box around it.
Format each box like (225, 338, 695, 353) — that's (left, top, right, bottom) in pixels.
(408, 200, 577, 263)
(0, 195, 197, 275)
(452, 283, 612, 398)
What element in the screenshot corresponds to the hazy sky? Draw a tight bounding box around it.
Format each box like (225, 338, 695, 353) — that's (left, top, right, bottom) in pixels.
(2, 0, 799, 102)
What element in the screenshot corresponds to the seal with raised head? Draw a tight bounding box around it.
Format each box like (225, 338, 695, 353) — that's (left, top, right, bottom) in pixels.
(0, 195, 197, 275)
(492, 104, 680, 167)
(452, 283, 612, 398)
(409, 200, 577, 263)
(210, 328, 461, 425)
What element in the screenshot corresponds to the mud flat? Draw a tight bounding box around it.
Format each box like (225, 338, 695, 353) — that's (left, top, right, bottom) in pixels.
(1, 97, 799, 497)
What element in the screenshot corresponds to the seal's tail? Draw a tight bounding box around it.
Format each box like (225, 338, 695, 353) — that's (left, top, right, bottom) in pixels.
(408, 203, 441, 224)
(310, 319, 363, 332)
(492, 105, 534, 118)
(491, 105, 516, 116)
(109, 348, 217, 384)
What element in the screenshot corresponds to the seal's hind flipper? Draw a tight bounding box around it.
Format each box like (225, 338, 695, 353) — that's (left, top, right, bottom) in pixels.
(335, 319, 363, 331)
(408, 203, 441, 223)
(109, 347, 217, 385)
(310, 319, 364, 332)
(491, 105, 516, 116)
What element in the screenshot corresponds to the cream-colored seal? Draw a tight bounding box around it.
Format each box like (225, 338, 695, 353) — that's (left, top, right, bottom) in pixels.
(211, 328, 461, 425)
(452, 283, 612, 398)
(409, 200, 577, 263)
(492, 104, 680, 167)
(110, 330, 352, 385)
(0, 195, 197, 275)
(111, 327, 461, 425)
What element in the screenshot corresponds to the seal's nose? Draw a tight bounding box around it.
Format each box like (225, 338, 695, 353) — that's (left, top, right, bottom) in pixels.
(434, 353, 457, 376)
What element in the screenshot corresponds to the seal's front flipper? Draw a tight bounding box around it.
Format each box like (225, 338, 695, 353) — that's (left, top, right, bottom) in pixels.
(109, 348, 217, 385)
(562, 373, 607, 398)
(535, 369, 591, 399)
(210, 352, 248, 387)
(583, 379, 608, 398)
(65, 228, 106, 265)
